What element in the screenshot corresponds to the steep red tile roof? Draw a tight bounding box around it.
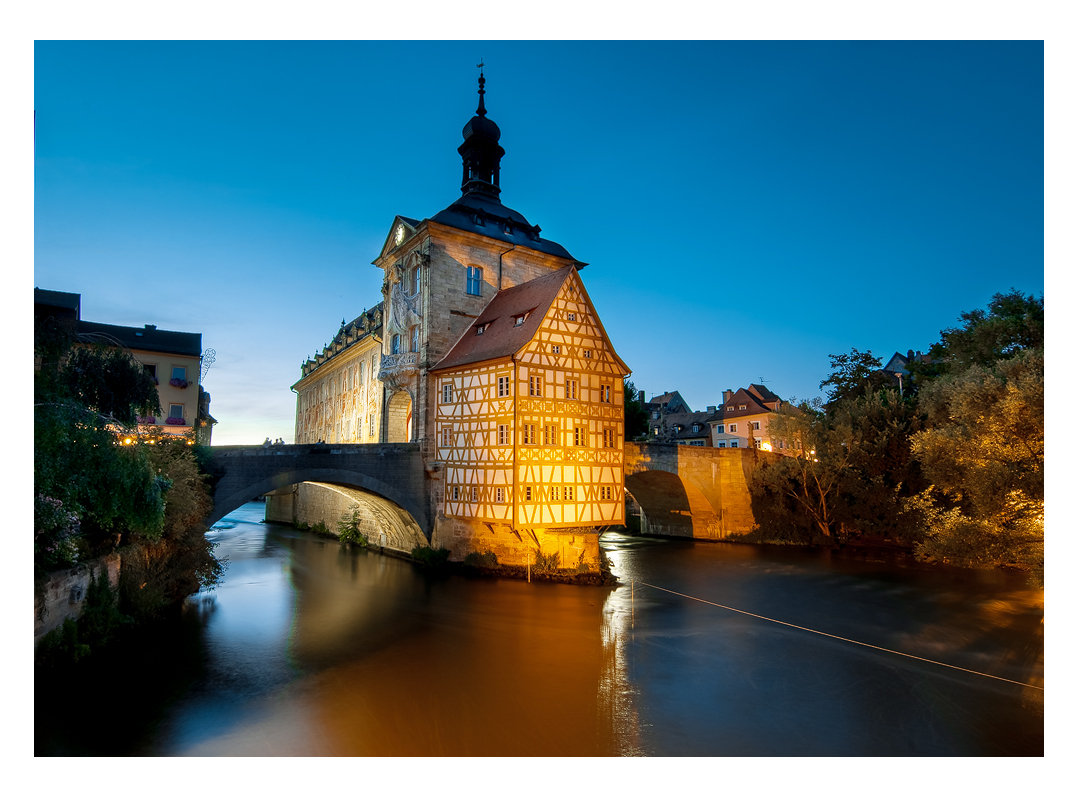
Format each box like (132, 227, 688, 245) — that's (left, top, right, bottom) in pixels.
(431, 267, 574, 372)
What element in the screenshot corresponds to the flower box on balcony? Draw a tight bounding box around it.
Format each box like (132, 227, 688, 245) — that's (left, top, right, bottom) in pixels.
(165, 417, 186, 425)
(137, 416, 157, 425)
(169, 378, 189, 388)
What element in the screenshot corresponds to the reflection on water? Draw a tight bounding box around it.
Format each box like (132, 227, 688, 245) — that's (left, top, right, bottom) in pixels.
(35, 504, 1043, 756)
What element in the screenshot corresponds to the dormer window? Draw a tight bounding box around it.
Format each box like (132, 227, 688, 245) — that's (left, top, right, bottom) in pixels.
(475, 323, 488, 335)
(739, 404, 747, 410)
(693, 424, 700, 433)
(513, 312, 529, 327)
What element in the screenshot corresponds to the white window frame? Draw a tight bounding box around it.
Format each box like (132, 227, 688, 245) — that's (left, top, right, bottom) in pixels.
(466, 266, 482, 296)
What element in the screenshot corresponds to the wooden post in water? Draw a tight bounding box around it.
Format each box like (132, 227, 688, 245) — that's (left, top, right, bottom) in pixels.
(527, 550, 531, 583)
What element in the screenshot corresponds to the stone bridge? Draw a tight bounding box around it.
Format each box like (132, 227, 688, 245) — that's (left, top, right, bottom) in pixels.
(623, 443, 775, 539)
(203, 441, 771, 554)
(205, 443, 430, 549)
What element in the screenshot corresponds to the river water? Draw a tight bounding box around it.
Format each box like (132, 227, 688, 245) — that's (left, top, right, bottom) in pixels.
(36, 502, 1043, 756)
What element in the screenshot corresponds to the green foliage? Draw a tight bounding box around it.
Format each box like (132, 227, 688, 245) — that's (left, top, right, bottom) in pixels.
(464, 550, 499, 568)
(59, 345, 162, 424)
(819, 348, 885, 405)
(35, 494, 82, 573)
(574, 549, 592, 574)
(35, 619, 90, 668)
(35, 403, 165, 553)
(145, 437, 213, 540)
(411, 546, 451, 568)
(337, 507, 369, 546)
(623, 380, 649, 440)
(36, 570, 131, 668)
(926, 289, 1044, 375)
(752, 398, 851, 541)
(531, 550, 560, 573)
(905, 349, 1043, 581)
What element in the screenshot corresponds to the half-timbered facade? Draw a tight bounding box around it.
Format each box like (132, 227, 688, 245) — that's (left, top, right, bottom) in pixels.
(432, 267, 629, 540)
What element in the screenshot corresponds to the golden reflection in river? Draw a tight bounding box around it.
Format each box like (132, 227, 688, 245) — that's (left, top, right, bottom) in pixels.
(598, 579, 644, 756)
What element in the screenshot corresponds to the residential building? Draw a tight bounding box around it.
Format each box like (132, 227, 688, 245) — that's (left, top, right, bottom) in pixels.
(34, 288, 216, 444)
(710, 384, 793, 453)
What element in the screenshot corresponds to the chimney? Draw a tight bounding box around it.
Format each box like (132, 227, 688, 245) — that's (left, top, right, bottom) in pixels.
(723, 389, 733, 404)
(707, 405, 716, 414)
(145, 324, 157, 330)
(907, 349, 914, 360)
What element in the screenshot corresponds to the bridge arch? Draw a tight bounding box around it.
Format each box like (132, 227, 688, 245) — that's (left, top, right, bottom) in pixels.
(624, 470, 720, 538)
(386, 390, 412, 443)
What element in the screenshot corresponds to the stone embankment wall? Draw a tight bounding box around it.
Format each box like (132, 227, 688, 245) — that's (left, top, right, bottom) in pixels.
(267, 482, 427, 553)
(431, 516, 601, 571)
(34, 553, 120, 647)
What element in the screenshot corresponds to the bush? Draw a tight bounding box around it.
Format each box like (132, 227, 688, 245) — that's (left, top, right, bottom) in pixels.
(532, 550, 560, 574)
(411, 546, 451, 568)
(35, 494, 82, 573)
(464, 550, 498, 568)
(337, 507, 369, 546)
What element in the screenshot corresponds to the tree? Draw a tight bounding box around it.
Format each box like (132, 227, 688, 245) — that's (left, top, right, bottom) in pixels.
(905, 348, 1043, 581)
(819, 348, 886, 405)
(623, 379, 649, 440)
(908, 289, 1044, 384)
(751, 398, 853, 541)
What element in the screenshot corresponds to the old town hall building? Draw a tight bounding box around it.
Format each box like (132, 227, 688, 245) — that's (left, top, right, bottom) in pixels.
(289, 74, 630, 567)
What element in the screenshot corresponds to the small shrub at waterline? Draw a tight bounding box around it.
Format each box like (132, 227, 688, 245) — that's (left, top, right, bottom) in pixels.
(337, 507, 369, 546)
(411, 546, 451, 568)
(532, 550, 560, 574)
(464, 550, 498, 568)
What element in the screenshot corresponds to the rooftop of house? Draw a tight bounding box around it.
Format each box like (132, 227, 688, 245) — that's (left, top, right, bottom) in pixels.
(432, 266, 576, 372)
(77, 320, 202, 358)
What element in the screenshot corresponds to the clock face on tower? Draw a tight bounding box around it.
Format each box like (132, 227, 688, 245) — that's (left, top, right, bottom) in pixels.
(395, 224, 405, 246)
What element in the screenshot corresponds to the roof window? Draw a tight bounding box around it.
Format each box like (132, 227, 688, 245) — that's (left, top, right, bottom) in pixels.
(513, 312, 529, 327)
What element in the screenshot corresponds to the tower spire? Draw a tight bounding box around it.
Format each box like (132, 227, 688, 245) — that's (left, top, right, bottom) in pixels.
(476, 61, 487, 117)
(458, 66, 504, 200)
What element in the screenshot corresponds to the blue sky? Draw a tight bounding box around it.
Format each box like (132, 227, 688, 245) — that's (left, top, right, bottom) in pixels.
(33, 41, 1044, 445)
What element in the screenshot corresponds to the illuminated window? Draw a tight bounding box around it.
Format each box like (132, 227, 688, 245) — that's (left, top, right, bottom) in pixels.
(498, 376, 511, 397)
(603, 428, 615, 448)
(551, 486, 560, 501)
(600, 486, 612, 500)
(565, 486, 574, 501)
(523, 424, 536, 445)
(529, 375, 543, 397)
(565, 379, 578, 400)
(525, 486, 533, 501)
(498, 424, 509, 445)
(466, 266, 482, 296)
(495, 487, 505, 503)
(600, 384, 611, 403)
(543, 424, 557, 445)
(574, 426, 586, 447)
(442, 382, 453, 403)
